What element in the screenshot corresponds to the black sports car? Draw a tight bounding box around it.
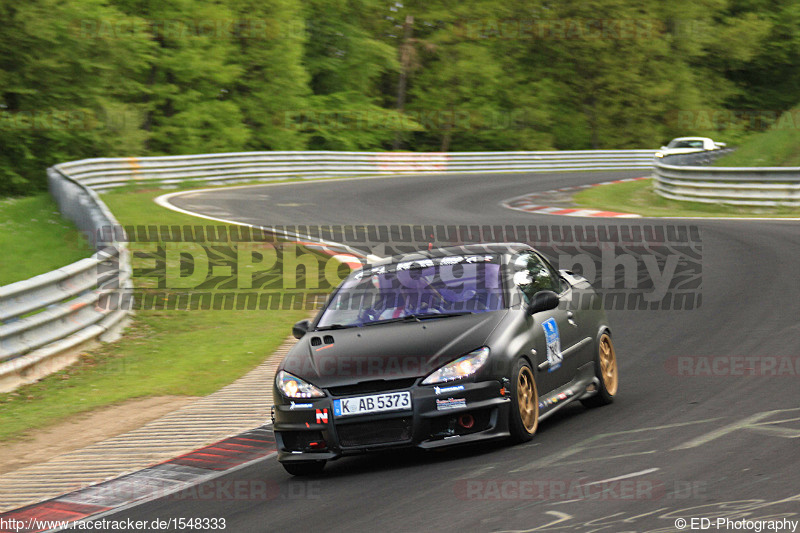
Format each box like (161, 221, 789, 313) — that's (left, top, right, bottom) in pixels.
(272, 243, 618, 476)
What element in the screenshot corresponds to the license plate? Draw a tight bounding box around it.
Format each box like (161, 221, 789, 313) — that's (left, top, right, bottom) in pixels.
(333, 391, 411, 418)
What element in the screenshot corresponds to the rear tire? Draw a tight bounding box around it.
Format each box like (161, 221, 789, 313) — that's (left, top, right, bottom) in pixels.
(282, 460, 326, 476)
(509, 359, 539, 443)
(581, 332, 619, 408)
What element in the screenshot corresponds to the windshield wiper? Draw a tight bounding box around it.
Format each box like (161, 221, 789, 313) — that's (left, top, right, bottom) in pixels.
(412, 311, 474, 320)
(316, 323, 359, 331)
(362, 311, 473, 326)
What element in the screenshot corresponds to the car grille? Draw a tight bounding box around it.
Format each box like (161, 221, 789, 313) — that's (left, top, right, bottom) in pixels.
(327, 378, 417, 396)
(337, 417, 413, 448)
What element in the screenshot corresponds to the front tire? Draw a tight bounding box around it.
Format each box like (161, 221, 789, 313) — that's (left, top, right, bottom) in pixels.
(509, 359, 539, 443)
(282, 460, 326, 476)
(581, 332, 619, 408)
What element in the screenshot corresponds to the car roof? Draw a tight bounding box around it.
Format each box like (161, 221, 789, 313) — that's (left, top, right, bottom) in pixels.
(670, 136, 710, 142)
(367, 242, 533, 267)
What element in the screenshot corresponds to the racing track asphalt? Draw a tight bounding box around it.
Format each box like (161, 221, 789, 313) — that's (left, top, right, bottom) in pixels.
(108, 171, 800, 532)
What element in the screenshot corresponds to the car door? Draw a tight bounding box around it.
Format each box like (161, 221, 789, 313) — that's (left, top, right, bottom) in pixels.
(512, 252, 582, 391)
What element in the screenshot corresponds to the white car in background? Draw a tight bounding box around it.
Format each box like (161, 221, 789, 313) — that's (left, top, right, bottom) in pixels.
(655, 137, 726, 158)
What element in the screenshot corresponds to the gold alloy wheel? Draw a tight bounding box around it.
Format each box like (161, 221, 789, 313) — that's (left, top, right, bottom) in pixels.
(599, 334, 619, 396)
(517, 365, 539, 434)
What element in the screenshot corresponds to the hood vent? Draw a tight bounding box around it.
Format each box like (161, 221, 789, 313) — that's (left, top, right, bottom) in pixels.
(323, 335, 334, 344)
(310, 337, 322, 346)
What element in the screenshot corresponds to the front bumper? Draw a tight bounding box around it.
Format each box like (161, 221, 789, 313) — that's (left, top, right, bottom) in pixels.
(273, 379, 512, 463)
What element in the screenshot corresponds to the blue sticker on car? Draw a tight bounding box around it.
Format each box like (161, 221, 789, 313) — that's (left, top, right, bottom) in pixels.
(542, 317, 562, 372)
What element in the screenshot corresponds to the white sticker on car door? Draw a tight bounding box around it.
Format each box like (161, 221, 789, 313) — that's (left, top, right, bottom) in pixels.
(542, 317, 562, 372)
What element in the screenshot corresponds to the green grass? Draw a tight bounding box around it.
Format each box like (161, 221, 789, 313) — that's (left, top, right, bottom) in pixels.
(0, 185, 324, 442)
(0, 308, 309, 440)
(573, 178, 800, 218)
(714, 106, 800, 167)
(0, 194, 93, 286)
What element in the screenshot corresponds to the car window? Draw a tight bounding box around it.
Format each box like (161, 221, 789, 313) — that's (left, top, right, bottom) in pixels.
(316, 255, 505, 328)
(512, 252, 561, 303)
(668, 140, 704, 149)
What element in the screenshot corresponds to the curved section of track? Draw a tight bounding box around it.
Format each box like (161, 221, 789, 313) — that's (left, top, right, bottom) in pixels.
(114, 171, 799, 532)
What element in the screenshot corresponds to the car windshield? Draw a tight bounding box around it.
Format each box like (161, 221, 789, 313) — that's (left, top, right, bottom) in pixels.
(316, 254, 505, 329)
(667, 139, 704, 148)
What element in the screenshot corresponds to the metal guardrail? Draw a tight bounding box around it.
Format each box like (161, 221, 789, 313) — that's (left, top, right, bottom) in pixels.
(654, 150, 800, 206)
(0, 168, 132, 391)
(55, 150, 658, 191)
(0, 149, 656, 391)
(656, 149, 735, 167)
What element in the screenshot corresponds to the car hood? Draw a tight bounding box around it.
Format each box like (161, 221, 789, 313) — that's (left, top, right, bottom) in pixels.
(280, 311, 507, 389)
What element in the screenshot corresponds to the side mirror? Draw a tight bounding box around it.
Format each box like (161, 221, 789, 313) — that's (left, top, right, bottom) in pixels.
(292, 319, 311, 339)
(526, 291, 560, 315)
(660, 146, 668, 150)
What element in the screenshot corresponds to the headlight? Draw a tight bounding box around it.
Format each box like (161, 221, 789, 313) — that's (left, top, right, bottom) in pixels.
(655, 152, 664, 158)
(422, 347, 490, 385)
(276, 370, 325, 398)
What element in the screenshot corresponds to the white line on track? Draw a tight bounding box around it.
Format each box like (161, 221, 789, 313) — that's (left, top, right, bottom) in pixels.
(155, 184, 385, 264)
(548, 467, 661, 506)
(582, 467, 660, 486)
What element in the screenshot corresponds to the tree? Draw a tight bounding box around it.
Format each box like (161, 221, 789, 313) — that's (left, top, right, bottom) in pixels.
(0, 0, 153, 194)
(114, 0, 250, 155)
(295, 0, 401, 150)
(227, 0, 311, 150)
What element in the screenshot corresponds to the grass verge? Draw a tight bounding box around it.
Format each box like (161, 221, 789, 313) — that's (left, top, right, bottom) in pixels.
(0, 184, 323, 442)
(0, 194, 92, 286)
(572, 178, 800, 218)
(714, 105, 800, 167)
